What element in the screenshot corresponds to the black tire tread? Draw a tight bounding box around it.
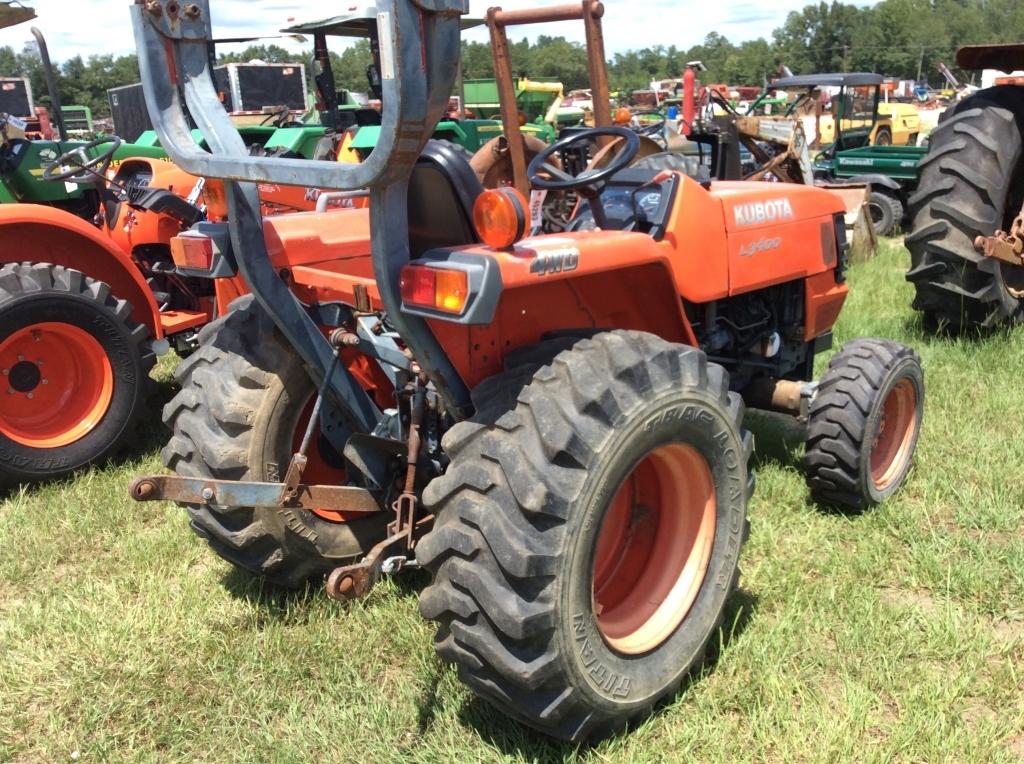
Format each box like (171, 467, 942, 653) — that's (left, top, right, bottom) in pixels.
(802, 339, 921, 510)
(161, 295, 377, 588)
(0, 262, 154, 486)
(417, 331, 752, 742)
(905, 88, 1024, 330)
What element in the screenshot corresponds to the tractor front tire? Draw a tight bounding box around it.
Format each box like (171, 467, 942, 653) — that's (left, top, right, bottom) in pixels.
(417, 331, 753, 742)
(905, 87, 1024, 330)
(0, 263, 153, 488)
(802, 339, 924, 511)
(161, 295, 388, 588)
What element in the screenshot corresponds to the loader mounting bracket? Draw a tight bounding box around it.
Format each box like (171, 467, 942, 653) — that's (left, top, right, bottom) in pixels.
(128, 476, 382, 514)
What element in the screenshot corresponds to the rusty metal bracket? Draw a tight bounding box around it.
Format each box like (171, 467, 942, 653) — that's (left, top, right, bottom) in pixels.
(129, 475, 381, 513)
(976, 214, 1024, 267)
(325, 377, 430, 602)
(325, 529, 408, 601)
(486, 0, 609, 197)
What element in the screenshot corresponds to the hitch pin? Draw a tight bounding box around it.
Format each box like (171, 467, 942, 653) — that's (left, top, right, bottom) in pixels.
(278, 348, 343, 505)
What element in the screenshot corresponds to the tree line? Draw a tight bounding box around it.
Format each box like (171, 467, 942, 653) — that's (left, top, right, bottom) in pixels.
(2, 0, 1024, 120)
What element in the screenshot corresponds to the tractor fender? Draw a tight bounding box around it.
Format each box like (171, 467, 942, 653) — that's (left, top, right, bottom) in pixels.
(0, 204, 163, 338)
(404, 234, 698, 391)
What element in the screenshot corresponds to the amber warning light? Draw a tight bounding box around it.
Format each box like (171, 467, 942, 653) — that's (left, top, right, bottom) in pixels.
(473, 187, 528, 250)
(399, 265, 470, 315)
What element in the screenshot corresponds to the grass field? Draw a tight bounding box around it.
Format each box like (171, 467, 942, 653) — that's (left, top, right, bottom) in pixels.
(1, 239, 1022, 762)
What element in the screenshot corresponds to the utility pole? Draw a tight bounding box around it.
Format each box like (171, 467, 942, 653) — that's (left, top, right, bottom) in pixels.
(916, 45, 925, 84)
(842, 44, 849, 72)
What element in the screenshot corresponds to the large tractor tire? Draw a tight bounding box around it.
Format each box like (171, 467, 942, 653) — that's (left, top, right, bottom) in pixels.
(905, 87, 1024, 331)
(161, 296, 388, 588)
(0, 263, 153, 488)
(417, 331, 753, 742)
(803, 339, 924, 511)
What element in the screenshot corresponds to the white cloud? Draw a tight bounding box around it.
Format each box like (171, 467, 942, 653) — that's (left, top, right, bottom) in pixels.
(0, 0, 869, 64)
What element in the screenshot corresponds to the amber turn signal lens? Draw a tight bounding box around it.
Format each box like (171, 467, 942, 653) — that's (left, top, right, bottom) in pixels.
(399, 265, 470, 315)
(473, 187, 528, 250)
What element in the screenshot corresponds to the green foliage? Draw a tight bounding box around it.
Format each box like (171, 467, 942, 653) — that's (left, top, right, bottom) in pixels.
(3, 0, 1024, 122)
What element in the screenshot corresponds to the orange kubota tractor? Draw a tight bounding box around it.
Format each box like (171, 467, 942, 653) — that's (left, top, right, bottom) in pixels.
(128, 0, 925, 742)
(0, 135, 229, 487)
(0, 117, 361, 487)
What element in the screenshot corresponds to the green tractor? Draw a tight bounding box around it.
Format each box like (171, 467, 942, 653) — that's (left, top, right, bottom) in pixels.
(756, 73, 927, 236)
(0, 20, 169, 218)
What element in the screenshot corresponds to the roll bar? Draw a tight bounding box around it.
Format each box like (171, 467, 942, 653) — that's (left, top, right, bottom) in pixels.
(130, 0, 466, 189)
(130, 0, 473, 439)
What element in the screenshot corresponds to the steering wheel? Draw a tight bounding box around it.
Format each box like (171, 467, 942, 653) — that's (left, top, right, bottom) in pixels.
(42, 135, 122, 184)
(528, 127, 640, 193)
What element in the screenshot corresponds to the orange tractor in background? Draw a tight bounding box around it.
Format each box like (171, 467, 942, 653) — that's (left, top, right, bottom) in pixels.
(0, 124, 363, 487)
(127, 0, 925, 743)
(0, 136, 225, 486)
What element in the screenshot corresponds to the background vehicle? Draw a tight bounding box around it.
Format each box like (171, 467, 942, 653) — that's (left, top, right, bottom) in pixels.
(128, 0, 924, 743)
(760, 73, 922, 236)
(0, 131, 226, 487)
(906, 43, 1024, 331)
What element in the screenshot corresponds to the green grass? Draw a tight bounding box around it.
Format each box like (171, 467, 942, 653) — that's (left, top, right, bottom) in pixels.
(2, 240, 1022, 762)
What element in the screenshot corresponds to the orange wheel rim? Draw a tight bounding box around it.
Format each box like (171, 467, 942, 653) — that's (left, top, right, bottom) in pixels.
(870, 378, 918, 491)
(0, 322, 114, 449)
(290, 395, 350, 523)
(592, 443, 717, 655)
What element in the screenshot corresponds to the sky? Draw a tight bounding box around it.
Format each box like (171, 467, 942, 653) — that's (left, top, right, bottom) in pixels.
(0, 0, 861, 63)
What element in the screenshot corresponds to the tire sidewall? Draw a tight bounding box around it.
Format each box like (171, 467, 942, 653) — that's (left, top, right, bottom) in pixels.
(558, 389, 747, 713)
(248, 357, 389, 562)
(860, 357, 925, 504)
(0, 290, 144, 477)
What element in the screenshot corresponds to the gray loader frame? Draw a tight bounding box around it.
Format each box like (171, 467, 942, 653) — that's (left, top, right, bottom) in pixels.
(130, 0, 472, 444)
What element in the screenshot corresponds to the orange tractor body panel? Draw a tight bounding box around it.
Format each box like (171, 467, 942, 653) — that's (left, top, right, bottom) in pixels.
(239, 175, 848, 392)
(0, 203, 164, 337)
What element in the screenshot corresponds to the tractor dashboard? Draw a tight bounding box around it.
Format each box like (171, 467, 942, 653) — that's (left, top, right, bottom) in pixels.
(569, 167, 679, 238)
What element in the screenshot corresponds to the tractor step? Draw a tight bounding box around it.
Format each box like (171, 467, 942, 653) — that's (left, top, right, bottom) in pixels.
(159, 309, 210, 335)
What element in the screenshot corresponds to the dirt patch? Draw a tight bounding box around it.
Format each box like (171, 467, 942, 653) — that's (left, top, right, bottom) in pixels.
(1008, 733, 1024, 758)
(992, 620, 1023, 647)
(960, 699, 997, 729)
(879, 586, 941, 616)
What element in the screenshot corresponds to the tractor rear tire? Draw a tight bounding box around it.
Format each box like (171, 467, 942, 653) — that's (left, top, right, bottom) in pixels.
(0, 263, 153, 488)
(417, 331, 753, 742)
(905, 87, 1024, 331)
(868, 191, 904, 238)
(802, 339, 924, 511)
(161, 295, 388, 589)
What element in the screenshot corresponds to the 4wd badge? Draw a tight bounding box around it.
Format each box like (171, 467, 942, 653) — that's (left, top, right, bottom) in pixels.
(530, 248, 579, 276)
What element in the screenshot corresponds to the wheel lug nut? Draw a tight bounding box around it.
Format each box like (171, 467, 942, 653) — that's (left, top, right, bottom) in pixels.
(41, 379, 48, 385)
(26, 392, 33, 399)
(17, 355, 24, 361)
(1, 369, 7, 376)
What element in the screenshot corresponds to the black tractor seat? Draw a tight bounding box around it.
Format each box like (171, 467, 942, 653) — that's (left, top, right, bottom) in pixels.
(408, 140, 483, 257)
